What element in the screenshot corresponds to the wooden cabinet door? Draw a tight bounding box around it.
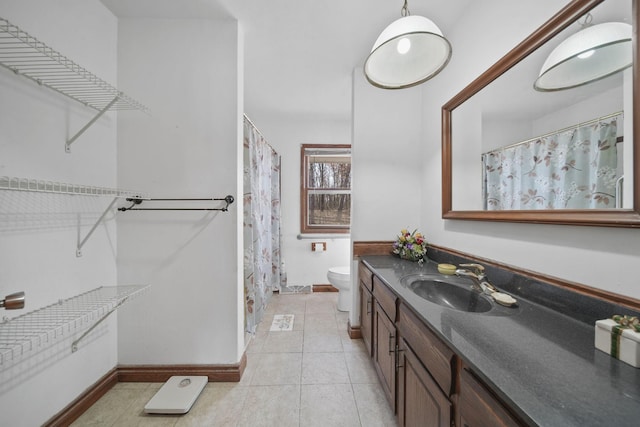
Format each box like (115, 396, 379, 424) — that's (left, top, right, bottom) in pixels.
(374, 301, 396, 408)
(359, 282, 373, 356)
(397, 337, 452, 427)
(458, 368, 523, 427)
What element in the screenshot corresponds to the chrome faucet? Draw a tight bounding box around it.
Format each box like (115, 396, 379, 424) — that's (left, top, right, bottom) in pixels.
(455, 263, 497, 294)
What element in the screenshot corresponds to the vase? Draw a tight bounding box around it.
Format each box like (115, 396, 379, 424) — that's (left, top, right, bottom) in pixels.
(399, 252, 423, 262)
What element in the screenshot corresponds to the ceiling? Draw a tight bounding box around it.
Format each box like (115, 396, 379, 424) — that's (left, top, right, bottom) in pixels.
(100, 0, 471, 122)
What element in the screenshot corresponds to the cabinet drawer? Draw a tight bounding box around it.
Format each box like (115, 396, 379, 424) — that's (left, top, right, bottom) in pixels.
(458, 368, 524, 427)
(358, 262, 373, 292)
(398, 304, 455, 396)
(373, 276, 397, 321)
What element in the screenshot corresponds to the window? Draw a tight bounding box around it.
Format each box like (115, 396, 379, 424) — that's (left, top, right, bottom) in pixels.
(300, 144, 351, 234)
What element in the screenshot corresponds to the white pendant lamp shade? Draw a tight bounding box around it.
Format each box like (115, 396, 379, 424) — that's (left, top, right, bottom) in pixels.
(534, 22, 632, 91)
(364, 15, 452, 89)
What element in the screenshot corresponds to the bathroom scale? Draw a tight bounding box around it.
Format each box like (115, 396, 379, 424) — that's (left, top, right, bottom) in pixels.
(144, 376, 208, 414)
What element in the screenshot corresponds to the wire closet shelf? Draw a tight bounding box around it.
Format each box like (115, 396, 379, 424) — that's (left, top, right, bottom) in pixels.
(0, 17, 148, 113)
(0, 285, 150, 369)
(0, 175, 146, 199)
(0, 175, 149, 256)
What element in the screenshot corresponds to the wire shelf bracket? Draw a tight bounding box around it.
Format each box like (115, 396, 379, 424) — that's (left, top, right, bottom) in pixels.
(71, 289, 129, 352)
(0, 17, 149, 153)
(65, 94, 120, 153)
(76, 197, 117, 257)
(0, 285, 150, 369)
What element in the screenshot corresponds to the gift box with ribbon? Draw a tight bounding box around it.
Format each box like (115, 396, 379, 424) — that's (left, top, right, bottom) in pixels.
(595, 315, 640, 368)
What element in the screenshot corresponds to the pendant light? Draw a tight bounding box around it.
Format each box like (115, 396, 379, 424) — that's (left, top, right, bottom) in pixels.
(534, 13, 632, 91)
(364, 0, 452, 89)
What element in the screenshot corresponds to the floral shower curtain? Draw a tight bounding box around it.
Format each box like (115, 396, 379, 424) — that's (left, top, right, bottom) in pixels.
(243, 116, 282, 334)
(482, 114, 620, 210)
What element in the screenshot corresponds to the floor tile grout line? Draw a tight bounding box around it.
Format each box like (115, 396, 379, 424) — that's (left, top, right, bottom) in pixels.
(342, 341, 366, 427)
(299, 299, 308, 426)
(350, 381, 364, 427)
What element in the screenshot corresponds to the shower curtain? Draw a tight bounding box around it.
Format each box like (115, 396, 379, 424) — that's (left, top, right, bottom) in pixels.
(243, 116, 282, 333)
(482, 114, 620, 210)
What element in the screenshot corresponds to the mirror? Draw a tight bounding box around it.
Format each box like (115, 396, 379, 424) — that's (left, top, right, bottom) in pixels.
(442, 0, 640, 227)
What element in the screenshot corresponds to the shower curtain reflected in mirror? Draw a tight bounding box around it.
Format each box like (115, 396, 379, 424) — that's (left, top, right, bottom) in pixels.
(243, 116, 282, 334)
(482, 114, 621, 210)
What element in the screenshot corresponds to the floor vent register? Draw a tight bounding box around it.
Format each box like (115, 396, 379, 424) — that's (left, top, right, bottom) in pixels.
(270, 314, 295, 331)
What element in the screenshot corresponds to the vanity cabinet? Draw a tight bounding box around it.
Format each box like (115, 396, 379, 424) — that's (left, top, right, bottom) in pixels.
(357, 261, 526, 427)
(458, 367, 523, 427)
(358, 263, 374, 356)
(373, 276, 397, 408)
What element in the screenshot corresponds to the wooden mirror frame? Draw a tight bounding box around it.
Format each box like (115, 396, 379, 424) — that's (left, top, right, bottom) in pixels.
(442, 0, 640, 228)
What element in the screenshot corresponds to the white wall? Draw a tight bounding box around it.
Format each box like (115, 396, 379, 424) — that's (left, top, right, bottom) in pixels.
(0, 1, 121, 425)
(116, 17, 244, 364)
(244, 112, 352, 287)
(351, 68, 423, 321)
(420, 0, 640, 299)
(351, 69, 423, 240)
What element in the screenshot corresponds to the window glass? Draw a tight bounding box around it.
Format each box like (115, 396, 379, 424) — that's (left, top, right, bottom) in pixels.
(301, 145, 351, 233)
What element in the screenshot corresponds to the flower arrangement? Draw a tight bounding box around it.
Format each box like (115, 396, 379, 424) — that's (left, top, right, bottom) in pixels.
(392, 228, 428, 264)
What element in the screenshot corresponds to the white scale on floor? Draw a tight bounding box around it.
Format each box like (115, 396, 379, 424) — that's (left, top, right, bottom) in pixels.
(144, 376, 208, 414)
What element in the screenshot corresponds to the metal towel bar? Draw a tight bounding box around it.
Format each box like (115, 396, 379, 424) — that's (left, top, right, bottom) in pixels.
(118, 195, 235, 212)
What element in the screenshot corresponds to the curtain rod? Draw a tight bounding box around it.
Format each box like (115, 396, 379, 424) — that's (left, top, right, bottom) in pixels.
(243, 114, 279, 156)
(243, 114, 264, 139)
(482, 111, 624, 155)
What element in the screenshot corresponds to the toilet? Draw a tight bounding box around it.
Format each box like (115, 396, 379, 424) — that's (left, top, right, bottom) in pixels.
(327, 266, 351, 312)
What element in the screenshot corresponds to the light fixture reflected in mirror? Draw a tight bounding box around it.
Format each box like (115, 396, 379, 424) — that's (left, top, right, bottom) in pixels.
(534, 13, 632, 91)
(364, 0, 451, 89)
(442, 0, 640, 228)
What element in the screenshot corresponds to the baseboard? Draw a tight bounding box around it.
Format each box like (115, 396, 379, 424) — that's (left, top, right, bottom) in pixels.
(347, 320, 362, 339)
(313, 284, 338, 292)
(43, 353, 247, 426)
(118, 352, 247, 383)
(44, 367, 119, 427)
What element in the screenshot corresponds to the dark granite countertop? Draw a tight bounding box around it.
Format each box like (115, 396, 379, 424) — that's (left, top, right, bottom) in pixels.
(361, 255, 640, 427)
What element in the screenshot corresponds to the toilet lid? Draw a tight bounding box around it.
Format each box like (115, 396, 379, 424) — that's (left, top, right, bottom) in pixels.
(329, 266, 350, 275)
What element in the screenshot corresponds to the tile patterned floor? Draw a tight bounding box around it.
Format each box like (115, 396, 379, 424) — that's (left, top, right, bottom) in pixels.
(71, 292, 398, 426)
